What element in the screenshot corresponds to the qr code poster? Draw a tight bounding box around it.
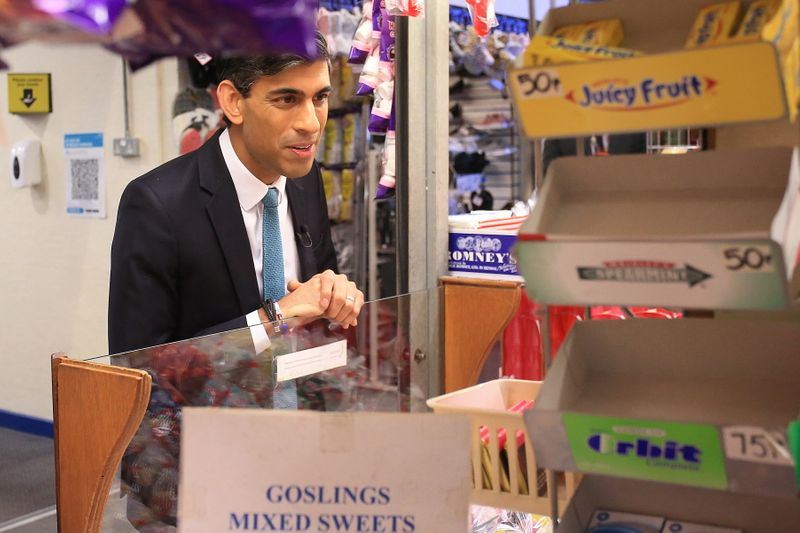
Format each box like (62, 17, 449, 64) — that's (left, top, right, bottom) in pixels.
(64, 133, 105, 218)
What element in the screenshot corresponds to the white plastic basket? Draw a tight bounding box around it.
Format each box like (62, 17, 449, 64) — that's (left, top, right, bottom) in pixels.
(427, 379, 579, 515)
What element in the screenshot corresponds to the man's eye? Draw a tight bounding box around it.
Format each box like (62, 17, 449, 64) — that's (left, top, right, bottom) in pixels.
(279, 96, 296, 104)
(316, 93, 330, 103)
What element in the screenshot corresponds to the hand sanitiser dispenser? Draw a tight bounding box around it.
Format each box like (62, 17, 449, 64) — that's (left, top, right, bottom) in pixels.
(10, 140, 42, 188)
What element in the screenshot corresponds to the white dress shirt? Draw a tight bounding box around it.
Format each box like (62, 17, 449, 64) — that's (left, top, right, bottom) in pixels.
(219, 129, 302, 350)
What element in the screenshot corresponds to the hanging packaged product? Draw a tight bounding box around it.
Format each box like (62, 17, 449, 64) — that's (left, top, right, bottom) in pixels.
(356, 47, 382, 95)
(376, 108, 396, 199)
(728, 0, 781, 42)
(684, 1, 742, 49)
(379, 5, 396, 73)
(519, 35, 641, 68)
(369, 79, 394, 134)
(34, 0, 127, 34)
(356, 0, 383, 95)
(551, 19, 625, 47)
(348, 0, 374, 64)
(465, 0, 498, 37)
(386, 0, 424, 17)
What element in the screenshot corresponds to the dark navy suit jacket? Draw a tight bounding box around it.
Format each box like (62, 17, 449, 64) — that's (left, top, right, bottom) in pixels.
(108, 129, 337, 354)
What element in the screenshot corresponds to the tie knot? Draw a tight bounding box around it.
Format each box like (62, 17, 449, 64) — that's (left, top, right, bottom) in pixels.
(263, 187, 280, 208)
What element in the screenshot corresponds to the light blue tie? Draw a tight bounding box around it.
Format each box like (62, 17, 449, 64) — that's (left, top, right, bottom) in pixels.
(262, 187, 297, 409)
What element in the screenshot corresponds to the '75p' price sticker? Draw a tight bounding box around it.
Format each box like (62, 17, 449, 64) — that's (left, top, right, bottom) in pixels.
(722, 426, 794, 466)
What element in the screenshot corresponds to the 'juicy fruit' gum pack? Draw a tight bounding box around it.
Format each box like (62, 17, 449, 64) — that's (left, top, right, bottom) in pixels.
(520, 35, 640, 68)
(685, 1, 742, 48)
(729, 0, 781, 42)
(551, 19, 625, 47)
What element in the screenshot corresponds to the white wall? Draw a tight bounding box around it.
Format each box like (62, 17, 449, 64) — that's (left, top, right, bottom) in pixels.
(0, 43, 179, 421)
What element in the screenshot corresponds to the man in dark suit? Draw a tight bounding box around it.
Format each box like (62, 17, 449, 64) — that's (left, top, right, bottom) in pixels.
(109, 33, 364, 354)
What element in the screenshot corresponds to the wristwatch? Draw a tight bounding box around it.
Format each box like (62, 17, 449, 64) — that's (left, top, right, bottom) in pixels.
(262, 299, 288, 334)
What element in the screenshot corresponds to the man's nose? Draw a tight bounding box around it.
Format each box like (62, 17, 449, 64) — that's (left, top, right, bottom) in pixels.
(294, 100, 321, 134)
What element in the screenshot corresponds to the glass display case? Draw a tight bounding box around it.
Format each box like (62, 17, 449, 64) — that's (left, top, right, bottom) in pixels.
(69, 290, 440, 532)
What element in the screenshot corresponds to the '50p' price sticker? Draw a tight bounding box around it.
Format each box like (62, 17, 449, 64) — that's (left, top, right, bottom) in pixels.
(722, 426, 794, 466)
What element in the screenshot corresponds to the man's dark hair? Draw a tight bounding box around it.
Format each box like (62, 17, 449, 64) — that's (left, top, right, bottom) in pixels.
(216, 30, 331, 98)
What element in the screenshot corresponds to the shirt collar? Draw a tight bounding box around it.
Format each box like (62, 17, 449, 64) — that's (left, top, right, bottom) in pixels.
(219, 128, 287, 211)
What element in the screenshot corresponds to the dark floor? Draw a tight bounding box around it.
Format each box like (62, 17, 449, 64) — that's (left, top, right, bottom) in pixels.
(0, 428, 56, 532)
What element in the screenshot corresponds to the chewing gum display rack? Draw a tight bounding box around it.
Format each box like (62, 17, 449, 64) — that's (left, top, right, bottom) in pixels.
(524, 319, 800, 502)
(515, 146, 800, 311)
(508, 0, 798, 138)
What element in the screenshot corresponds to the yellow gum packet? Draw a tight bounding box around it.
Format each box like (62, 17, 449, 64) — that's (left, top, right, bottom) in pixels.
(520, 35, 640, 68)
(685, 2, 742, 48)
(787, 36, 799, 119)
(729, 0, 781, 42)
(551, 19, 625, 47)
(761, 0, 799, 55)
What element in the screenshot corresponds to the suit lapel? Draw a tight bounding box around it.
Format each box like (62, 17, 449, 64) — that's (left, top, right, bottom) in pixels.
(199, 132, 262, 313)
(286, 175, 318, 282)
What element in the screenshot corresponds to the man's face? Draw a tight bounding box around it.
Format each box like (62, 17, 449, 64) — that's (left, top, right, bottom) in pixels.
(234, 60, 331, 182)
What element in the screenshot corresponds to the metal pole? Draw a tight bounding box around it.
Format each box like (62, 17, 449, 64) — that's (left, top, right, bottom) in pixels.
(395, 16, 410, 296)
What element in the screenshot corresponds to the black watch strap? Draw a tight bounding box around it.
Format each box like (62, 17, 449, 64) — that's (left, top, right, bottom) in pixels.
(262, 299, 277, 323)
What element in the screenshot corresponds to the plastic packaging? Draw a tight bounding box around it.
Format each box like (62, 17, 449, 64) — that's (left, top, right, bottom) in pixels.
(355, 46, 381, 95)
(369, 79, 394, 133)
(107, 0, 321, 70)
(376, 107, 396, 199)
(348, 0, 374, 63)
(465, 0, 498, 37)
(33, 0, 127, 34)
(386, 0, 424, 17)
(502, 292, 544, 381)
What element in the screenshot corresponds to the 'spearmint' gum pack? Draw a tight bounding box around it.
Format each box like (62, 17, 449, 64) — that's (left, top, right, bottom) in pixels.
(519, 35, 640, 68)
(551, 19, 625, 47)
(729, 0, 781, 42)
(684, 1, 742, 48)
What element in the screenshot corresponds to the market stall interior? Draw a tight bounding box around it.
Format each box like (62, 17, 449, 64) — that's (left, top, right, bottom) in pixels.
(2, 0, 800, 532)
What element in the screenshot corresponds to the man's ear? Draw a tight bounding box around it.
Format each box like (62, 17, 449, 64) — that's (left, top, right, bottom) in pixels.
(217, 80, 244, 125)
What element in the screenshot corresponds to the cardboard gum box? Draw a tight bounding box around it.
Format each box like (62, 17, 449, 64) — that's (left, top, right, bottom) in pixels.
(523, 318, 800, 499)
(508, 0, 799, 138)
(515, 147, 800, 310)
